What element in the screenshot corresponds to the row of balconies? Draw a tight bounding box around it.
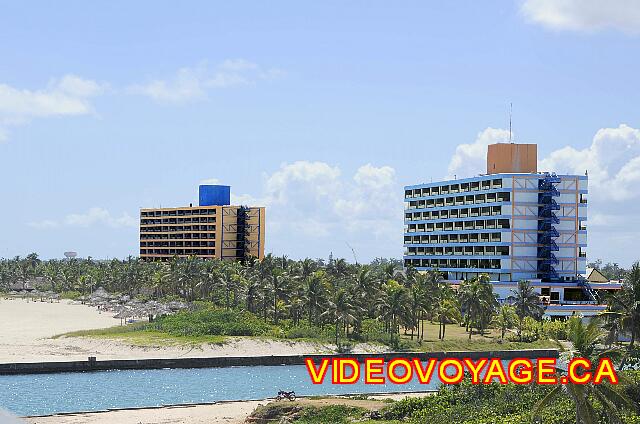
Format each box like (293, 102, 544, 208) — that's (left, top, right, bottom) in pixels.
(405, 179, 503, 199)
(140, 225, 216, 233)
(140, 241, 216, 247)
(140, 233, 216, 240)
(406, 192, 511, 210)
(140, 217, 216, 225)
(406, 219, 511, 233)
(141, 209, 217, 217)
(140, 248, 216, 256)
(404, 258, 502, 269)
(405, 246, 510, 256)
(405, 232, 503, 244)
(405, 206, 502, 221)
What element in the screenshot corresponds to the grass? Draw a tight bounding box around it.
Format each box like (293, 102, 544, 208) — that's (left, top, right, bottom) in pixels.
(248, 402, 401, 424)
(395, 321, 563, 352)
(56, 314, 561, 353)
(54, 323, 226, 347)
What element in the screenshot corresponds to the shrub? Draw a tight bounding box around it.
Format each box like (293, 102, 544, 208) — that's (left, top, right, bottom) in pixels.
(60, 290, 82, 300)
(508, 316, 541, 342)
(542, 319, 568, 340)
(155, 308, 273, 337)
(361, 318, 386, 342)
(283, 323, 335, 341)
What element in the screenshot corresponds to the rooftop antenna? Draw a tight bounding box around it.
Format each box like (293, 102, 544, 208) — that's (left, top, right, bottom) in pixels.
(509, 102, 513, 143)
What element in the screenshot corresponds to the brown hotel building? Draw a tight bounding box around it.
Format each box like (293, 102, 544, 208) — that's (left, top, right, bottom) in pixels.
(139, 185, 265, 261)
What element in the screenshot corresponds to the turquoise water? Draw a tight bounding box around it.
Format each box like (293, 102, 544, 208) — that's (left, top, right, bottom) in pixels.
(0, 364, 440, 416)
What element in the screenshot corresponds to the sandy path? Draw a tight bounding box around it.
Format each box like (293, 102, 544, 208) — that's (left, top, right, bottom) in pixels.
(0, 299, 386, 363)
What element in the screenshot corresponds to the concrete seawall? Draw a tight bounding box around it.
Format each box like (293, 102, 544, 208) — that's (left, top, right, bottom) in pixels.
(0, 349, 559, 375)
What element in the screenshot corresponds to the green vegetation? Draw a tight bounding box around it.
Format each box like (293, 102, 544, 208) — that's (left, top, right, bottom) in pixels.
(248, 403, 372, 424)
(376, 372, 640, 423)
(55, 321, 226, 346)
(3, 253, 640, 357)
(245, 370, 639, 424)
(2, 253, 555, 351)
(533, 317, 637, 423)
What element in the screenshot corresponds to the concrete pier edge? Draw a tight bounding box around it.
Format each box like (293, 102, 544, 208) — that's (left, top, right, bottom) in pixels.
(0, 349, 559, 375)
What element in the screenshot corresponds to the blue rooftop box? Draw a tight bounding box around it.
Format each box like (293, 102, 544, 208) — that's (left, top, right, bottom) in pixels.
(199, 185, 231, 206)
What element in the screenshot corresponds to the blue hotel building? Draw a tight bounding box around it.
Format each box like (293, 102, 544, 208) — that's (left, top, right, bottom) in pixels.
(403, 143, 619, 318)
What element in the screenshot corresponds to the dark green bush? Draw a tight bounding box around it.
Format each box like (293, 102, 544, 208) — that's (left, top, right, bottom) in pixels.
(155, 308, 273, 337)
(381, 372, 640, 424)
(542, 320, 568, 340)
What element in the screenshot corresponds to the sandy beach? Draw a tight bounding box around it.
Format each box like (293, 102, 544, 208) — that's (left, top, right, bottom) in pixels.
(23, 400, 265, 424)
(0, 298, 385, 364)
(23, 393, 428, 424)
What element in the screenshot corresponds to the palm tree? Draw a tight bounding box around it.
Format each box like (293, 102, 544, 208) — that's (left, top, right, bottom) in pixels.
(533, 317, 637, 423)
(492, 304, 518, 340)
(377, 280, 410, 347)
(460, 275, 498, 339)
(604, 262, 640, 349)
(434, 295, 461, 340)
(510, 280, 543, 341)
(304, 271, 327, 324)
(406, 274, 428, 341)
(269, 268, 290, 324)
(321, 289, 357, 347)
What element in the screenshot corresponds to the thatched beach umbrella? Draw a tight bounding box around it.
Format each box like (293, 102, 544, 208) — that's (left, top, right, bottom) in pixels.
(113, 307, 134, 326)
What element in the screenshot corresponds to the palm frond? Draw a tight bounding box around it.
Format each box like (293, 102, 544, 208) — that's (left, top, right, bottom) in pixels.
(531, 385, 563, 422)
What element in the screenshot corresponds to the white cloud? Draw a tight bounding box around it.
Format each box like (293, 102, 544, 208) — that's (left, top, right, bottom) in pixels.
(539, 124, 640, 201)
(27, 219, 60, 230)
(55, 75, 105, 97)
(129, 60, 283, 104)
(232, 161, 402, 259)
(264, 161, 342, 205)
(0, 74, 105, 142)
(447, 127, 511, 179)
(29, 207, 137, 230)
(521, 0, 640, 34)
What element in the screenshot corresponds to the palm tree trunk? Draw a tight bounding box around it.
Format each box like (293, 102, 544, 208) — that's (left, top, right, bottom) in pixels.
(411, 312, 415, 340)
(274, 293, 278, 324)
(518, 317, 523, 342)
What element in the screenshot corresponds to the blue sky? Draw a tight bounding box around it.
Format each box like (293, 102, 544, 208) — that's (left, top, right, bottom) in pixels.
(1, 1, 639, 265)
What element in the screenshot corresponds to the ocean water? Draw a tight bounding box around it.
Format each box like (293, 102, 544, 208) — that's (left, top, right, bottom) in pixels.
(0, 364, 440, 416)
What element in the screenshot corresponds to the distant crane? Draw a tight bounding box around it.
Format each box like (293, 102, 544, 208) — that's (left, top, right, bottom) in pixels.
(345, 242, 358, 265)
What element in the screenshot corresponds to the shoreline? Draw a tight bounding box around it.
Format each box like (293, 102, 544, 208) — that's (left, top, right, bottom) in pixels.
(21, 392, 433, 423)
(22, 391, 434, 418)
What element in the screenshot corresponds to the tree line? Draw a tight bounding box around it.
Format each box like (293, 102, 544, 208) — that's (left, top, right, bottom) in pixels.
(1, 253, 638, 349)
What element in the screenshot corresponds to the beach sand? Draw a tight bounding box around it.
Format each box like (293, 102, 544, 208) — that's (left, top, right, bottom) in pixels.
(0, 298, 385, 363)
(23, 393, 429, 424)
(23, 400, 265, 424)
